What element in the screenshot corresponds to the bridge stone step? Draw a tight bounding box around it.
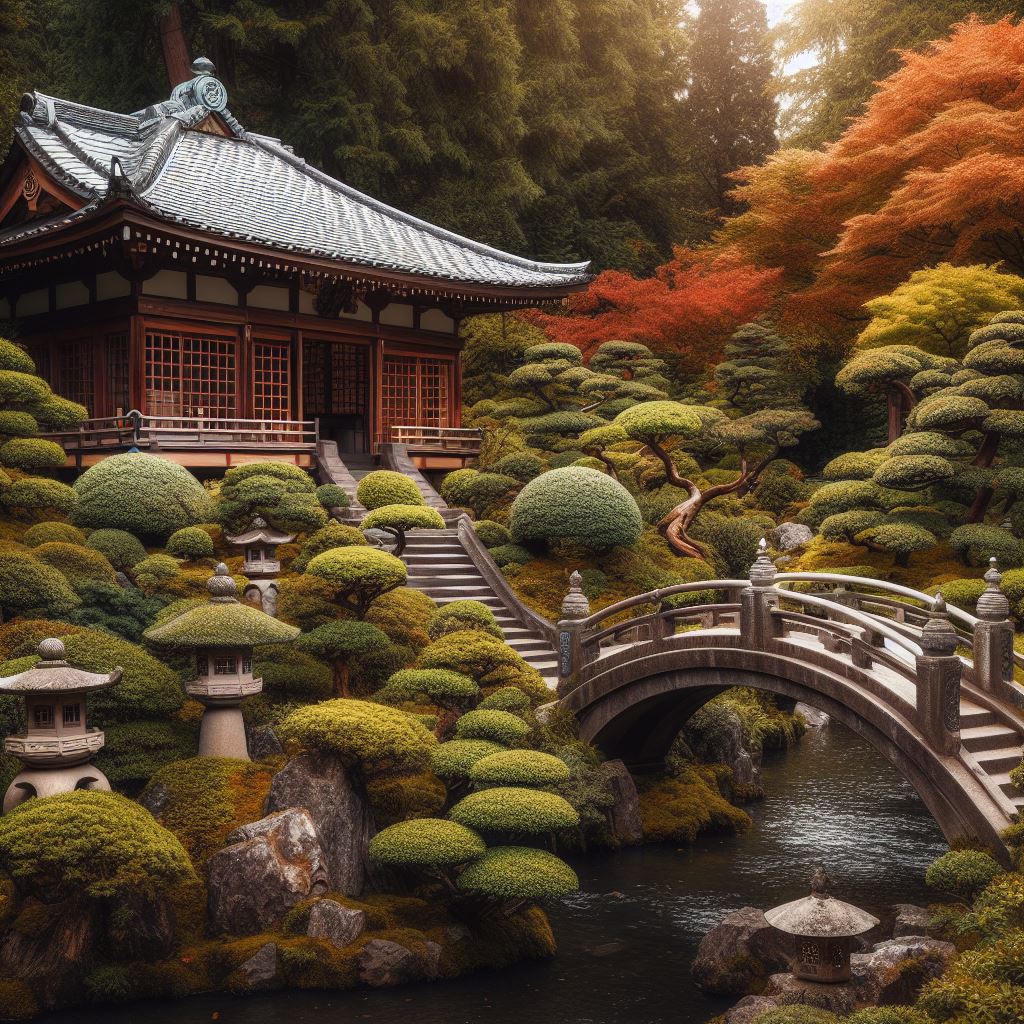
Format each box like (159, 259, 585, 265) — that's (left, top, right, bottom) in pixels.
(961, 723, 1021, 753)
(972, 746, 1024, 775)
(959, 705, 997, 729)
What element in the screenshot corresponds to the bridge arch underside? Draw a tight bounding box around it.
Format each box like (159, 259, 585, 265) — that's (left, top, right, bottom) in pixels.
(567, 646, 1008, 854)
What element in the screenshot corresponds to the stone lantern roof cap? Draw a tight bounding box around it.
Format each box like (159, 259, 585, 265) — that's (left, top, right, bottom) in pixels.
(143, 566, 299, 650)
(0, 638, 122, 694)
(765, 869, 879, 938)
(225, 517, 296, 546)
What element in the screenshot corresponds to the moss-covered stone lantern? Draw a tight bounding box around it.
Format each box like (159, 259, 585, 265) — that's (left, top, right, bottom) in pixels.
(0, 638, 122, 813)
(764, 867, 879, 983)
(144, 563, 298, 759)
(225, 516, 295, 615)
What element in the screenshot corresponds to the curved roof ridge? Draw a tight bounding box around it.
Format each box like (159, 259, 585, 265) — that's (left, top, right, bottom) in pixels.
(249, 133, 591, 277)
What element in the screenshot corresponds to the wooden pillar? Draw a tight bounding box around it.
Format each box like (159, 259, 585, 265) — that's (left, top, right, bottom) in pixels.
(129, 315, 145, 414)
(372, 336, 383, 449)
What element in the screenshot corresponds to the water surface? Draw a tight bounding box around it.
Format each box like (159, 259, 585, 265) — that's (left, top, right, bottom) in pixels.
(44, 721, 946, 1024)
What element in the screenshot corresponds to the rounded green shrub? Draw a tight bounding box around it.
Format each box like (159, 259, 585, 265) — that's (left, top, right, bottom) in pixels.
(165, 527, 214, 561)
(2, 476, 77, 517)
(23, 522, 86, 548)
(216, 462, 324, 534)
(428, 600, 502, 641)
(454, 708, 531, 745)
(509, 467, 643, 549)
(72, 454, 212, 540)
(430, 738, 505, 780)
(489, 543, 534, 567)
(449, 787, 579, 833)
(490, 452, 544, 483)
(360, 504, 446, 537)
(0, 339, 36, 374)
(0, 438, 66, 471)
(97, 719, 198, 792)
(33, 541, 117, 590)
(369, 818, 485, 867)
(419, 629, 545, 694)
(0, 549, 80, 619)
(950, 524, 1024, 568)
(377, 668, 479, 709)
(222, 461, 314, 487)
(478, 686, 532, 713)
(925, 849, 1004, 902)
(0, 790, 194, 899)
(456, 846, 579, 901)
(315, 483, 350, 510)
(292, 521, 367, 572)
(469, 750, 570, 788)
(440, 470, 520, 517)
(279, 698, 436, 773)
(474, 520, 511, 548)
(85, 528, 148, 571)
(356, 470, 424, 510)
(0, 410, 38, 437)
(305, 546, 407, 617)
(132, 553, 182, 593)
(255, 647, 333, 701)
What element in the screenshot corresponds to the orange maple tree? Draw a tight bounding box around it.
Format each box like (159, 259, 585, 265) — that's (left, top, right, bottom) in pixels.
(526, 247, 781, 367)
(722, 16, 1024, 335)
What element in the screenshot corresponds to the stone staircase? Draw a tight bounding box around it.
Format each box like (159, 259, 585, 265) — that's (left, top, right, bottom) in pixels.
(961, 702, 1024, 815)
(400, 528, 559, 689)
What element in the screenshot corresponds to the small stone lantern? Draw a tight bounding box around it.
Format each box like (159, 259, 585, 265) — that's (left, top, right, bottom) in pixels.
(0, 638, 122, 813)
(764, 868, 879, 983)
(225, 516, 295, 616)
(144, 563, 298, 759)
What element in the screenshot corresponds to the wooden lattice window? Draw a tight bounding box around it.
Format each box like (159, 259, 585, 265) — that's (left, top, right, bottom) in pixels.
(302, 340, 328, 413)
(105, 333, 129, 414)
(253, 340, 292, 420)
(58, 342, 95, 412)
(380, 355, 452, 437)
(331, 343, 369, 415)
(145, 330, 237, 419)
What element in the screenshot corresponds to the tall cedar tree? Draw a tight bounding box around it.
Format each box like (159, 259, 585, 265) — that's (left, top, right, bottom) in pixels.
(686, 0, 777, 230)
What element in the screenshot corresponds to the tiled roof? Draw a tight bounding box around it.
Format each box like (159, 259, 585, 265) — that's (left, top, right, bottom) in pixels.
(4, 73, 591, 292)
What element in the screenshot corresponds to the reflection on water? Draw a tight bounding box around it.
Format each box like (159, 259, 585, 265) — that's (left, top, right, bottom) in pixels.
(41, 721, 946, 1024)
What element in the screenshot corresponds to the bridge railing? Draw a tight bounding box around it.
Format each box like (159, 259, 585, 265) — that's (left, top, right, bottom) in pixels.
(556, 546, 1022, 756)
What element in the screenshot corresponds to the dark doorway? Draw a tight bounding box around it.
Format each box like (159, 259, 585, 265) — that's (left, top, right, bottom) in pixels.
(302, 339, 370, 452)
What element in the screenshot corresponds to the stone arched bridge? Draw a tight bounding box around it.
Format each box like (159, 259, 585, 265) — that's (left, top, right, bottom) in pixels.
(554, 544, 1024, 856)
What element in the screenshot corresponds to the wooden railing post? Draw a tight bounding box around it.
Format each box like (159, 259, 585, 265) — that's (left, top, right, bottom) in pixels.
(556, 570, 591, 698)
(741, 539, 778, 649)
(915, 594, 962, 756)
(973, 558, 1016, 699)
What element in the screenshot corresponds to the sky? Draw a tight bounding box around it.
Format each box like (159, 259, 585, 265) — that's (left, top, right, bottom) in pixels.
(763, 0, 820, 75)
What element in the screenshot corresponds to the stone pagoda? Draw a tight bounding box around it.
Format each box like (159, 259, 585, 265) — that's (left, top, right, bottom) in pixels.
(764, 867, 879, 983)
(0, 638, 122, 813)
(144, 563, 298, 759)
(224, 516, 295, 615)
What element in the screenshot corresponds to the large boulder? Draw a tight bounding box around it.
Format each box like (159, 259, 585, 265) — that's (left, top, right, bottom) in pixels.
(234, 942, 280, 992)
(770, 523, 814, 551)
(691, 907, 791, 995)
(723, 995, 779, 1024)
(852, 936, 956, 1006)
(892, 904, 932, 938)
(686, 708, 760, 791)
(358, 939, 429, 987)
(600, 760, 643, 846)
(306, 899, 367, 949)
(265, 752, 374, 894)
(764, 972, 856, 1014)
(207, 808, 328, 935)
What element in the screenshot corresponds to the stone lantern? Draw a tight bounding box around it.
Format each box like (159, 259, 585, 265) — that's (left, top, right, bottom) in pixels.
(764, 868, 879, 983)
(144, 563, 298, 759)
(224, 516, 295, 616)
(0, 638, 122, 813)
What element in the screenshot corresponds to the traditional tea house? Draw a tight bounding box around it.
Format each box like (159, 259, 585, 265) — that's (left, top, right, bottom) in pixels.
(764, 868, 879, 983)
(0, 55, 590, 472)
(143, 563, 298, 759)
(224, 516, 294, 615)
(0, 637, 122, 813)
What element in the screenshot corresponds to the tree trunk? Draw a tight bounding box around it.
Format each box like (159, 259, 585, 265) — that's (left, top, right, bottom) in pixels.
(333, 662, 350, 698)
(885, 382, 917, 443)
(968, 431, 1001, 523)
(159, 3, 191, 87)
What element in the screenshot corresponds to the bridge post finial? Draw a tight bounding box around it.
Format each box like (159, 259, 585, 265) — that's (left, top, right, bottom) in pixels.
(556, 570, 591, 699)
(972, 557, 1015, 699)
(916, 593, 962, 756)
(749, 538, 776, 588)
(741, 539, 779, 648)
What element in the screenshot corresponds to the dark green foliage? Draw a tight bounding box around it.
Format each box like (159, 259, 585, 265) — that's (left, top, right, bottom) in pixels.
(165, 527, 214, 561)
(356, 471, 423, 510)
(33, 541, 117, 591)
(714, 321, 801, 412)
(304, 546, 407, 617)
(0, 548, 79, 619)
(22, 522, 86, 547)
(690, 512, 764, 577)
(295, 620, 391, 696)
(85, 528, 148, 571)
(376, 668, 480, 711)
(66, 581, 164, 642)
(369, 818, 485, 868)
(487, 543, 534, 568)
(216, 461, 324, 535)
(456, 846, 578, 902)
(315, 484, 349, 510)
(925, 850, 1004, 902)
(254, 646, 333, 702)
(510, 467, 643, 549)
(474, 520, 512, 548)
(291, 521, 367, 573)
(419, 630, 544, 693)
(97, 719, 198, 792)
(428, 600, 502, 641)
(489, 452, 545, 483)
(949, 525, 1024, 568)
(72, 454, 212, 540)
(440, 469, 521, 518)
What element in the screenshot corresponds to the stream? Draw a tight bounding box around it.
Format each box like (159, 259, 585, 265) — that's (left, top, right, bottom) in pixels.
(44, 718, 947, 1024)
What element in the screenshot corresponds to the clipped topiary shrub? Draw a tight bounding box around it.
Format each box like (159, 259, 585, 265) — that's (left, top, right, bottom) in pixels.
(440, 470, 521, 518)
(85, 528, 148, 571)
(295, 620, 392, 697)
(33, 541, 117, 591)
(97, 718, 198, 792)
(509, 467, 642, 550)
(925, 849, 1004, 902)
(0, 548, 80, 619)
(359, 503, 445, 555)
(478, 686, 532, 713)
(376, 668, 480, 710)
(304, 546, 407, 617)
(489, 452, 544, 483)
(2, 476, 77, 519)
(454, 708, 531, 745)
(419, 629, 545, 693)
(474, 520, 512, 548)
(469, 750, 570, 788)
(428, 600, 502, 640)
(72, 453, 212, 540)
(132, 553, 183, 594)
(368, 818, 485, 867)
(216, 461, 325, 534)
(279, 698, 436, 774)
(949, 524, 1024, 568)
(430, 738, 505, 781)
(356, 470, 424, 510)
(488, 543, 534, 567)
(315, 483, 350, 510)
(456, 846, 579, 901)
(364, 586, 436, 649)
(22, 522, 86, 548)
(0, 437, 66, 471)
(292, 520, 367, 573)
(449, 787, 579, 834)
(165, 526, 214, 561)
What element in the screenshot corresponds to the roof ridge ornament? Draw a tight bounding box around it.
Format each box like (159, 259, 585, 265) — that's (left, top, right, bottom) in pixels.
(170, 55, 228, 114)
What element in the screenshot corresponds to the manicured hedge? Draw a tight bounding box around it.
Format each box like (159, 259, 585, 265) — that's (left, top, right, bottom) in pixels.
(456, 846, 578, 901)
(368, 818, 485, 867)
(72, 453, 212, 540)
(427, 600, 502, 640)
(925, 849, 1003, 902)
(474, 520, 511, 548)
(356, 470, 424, 510)
(469, 750, 570, 788)
(0, 437, 66, 471)
(292, 521, 367, 572)
(144, 595, 299, 649)
(85, 528, 148, 570)
(455, 708, 531, 745)
(33, 541, 117, 590)
(449, 787, 579, 833)
(165, 527, 215, 561)
(315, 483, 350, 510)
(478, 686, 532, 713)
(376, 668, 480, 709)
(0, 549, 80, 619)
(430, 738, 505, 780)
(23, 522, 86, 548)
(509, 467, 643, 549)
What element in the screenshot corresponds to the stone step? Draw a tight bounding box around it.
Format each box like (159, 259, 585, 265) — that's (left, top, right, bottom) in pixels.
(961, 723, 1022, 753)
(414, 584, 494, 596)
(988, 770, 1024, 798)
(972, 746, 1024, 775)
(430, 594, 506, 607)
(959, 705, 996, 729)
